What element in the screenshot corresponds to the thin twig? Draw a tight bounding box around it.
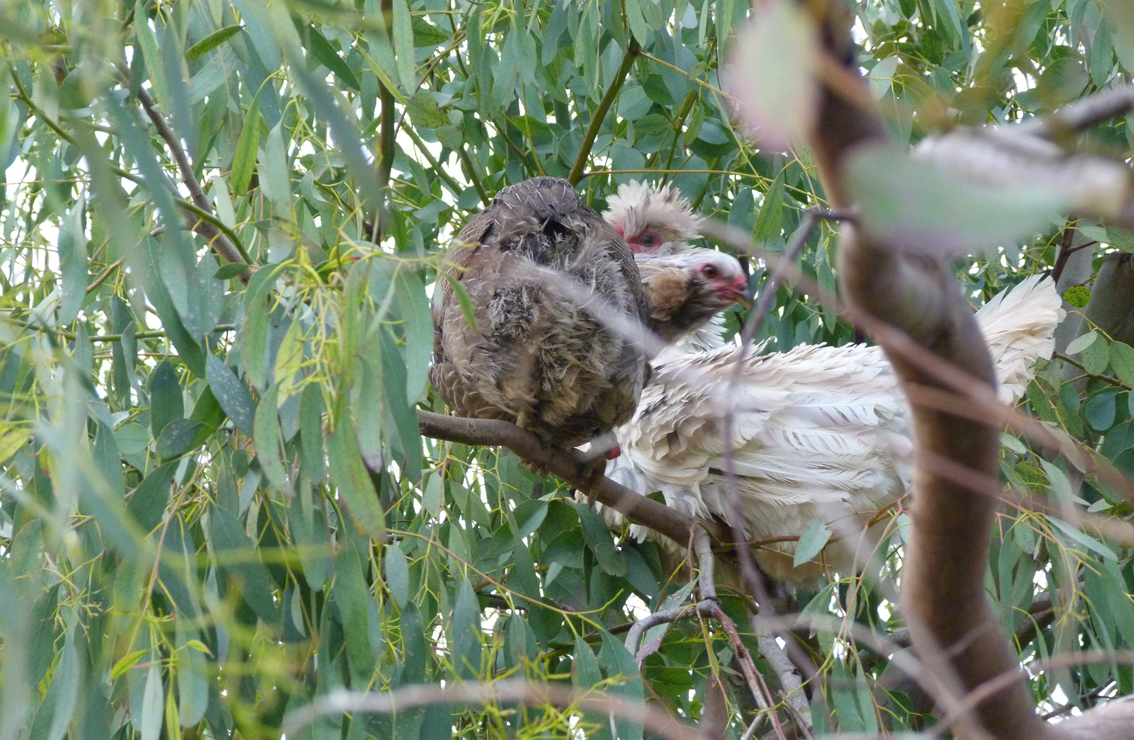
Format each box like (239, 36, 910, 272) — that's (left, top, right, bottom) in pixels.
(403, 125, 464, 197)
(1053, 352, 1132, 390)
(457, 146, 489, 205)
(281, 679, 702, 740)
(568, 40, 640, 185)
(373, 0, 397, 242)
(755, 627, 812, 736)
(134, 87, 251, 276)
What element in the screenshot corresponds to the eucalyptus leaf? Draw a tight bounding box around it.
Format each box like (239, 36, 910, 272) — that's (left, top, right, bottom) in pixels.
(794, 518, 833, 567)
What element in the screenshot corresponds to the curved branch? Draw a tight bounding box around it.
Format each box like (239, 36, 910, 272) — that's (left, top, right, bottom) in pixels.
(416, 410, 723, 547)
(282, 679, 702, 740)
(799, 2, 1058, 739)
(1016, 83, 1134, 139)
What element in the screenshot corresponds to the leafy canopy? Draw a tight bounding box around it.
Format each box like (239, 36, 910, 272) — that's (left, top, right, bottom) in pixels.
(0, 0, 1131, 737)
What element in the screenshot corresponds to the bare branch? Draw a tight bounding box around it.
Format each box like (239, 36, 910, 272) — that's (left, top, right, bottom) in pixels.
(135, 87, 252, 276)
(754, 629, 812, 736)
(1016, 84, 1134, 138)
(374, 0, 397, 237)
(281, 679, 702, 740)
(797, 1, 1061, 738)
(417, 410, 726, 546)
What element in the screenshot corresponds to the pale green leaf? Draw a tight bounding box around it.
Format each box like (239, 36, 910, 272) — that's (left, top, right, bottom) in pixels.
(727, 4, 820, 149)
(794, 518, 833, 567)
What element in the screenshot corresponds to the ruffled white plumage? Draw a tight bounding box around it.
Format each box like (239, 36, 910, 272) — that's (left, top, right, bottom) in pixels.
(605, 276, 1064, 582)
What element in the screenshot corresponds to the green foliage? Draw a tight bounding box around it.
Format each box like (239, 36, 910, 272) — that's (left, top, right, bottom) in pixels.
(0, 0, 1130, 737)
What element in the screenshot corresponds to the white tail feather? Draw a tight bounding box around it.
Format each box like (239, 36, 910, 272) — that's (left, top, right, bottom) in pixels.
(975, 275, 1065, 403)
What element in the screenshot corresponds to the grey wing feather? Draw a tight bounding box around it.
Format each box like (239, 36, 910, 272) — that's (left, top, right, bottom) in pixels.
(430, 177, 648, 448)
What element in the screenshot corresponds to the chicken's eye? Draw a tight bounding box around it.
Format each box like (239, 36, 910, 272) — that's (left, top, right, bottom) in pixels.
(637, 233, 658, 249)
(701, 264, 719, 279)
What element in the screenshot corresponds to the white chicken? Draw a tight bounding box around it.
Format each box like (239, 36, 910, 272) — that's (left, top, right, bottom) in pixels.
(601, 181, 1065, 583)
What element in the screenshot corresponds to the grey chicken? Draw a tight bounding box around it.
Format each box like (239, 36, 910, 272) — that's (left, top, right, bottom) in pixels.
(430, 177, 649, 449)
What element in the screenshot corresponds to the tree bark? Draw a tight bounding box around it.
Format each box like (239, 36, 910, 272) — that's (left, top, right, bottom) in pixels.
(795, 1, 1127, 738)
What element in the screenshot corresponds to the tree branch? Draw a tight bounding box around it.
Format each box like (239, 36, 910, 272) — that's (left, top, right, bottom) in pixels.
(416, 410, 723, 547)
(372, 0, 397, 242)
(1016, 83, 1134, 139)
(135, 87, 252, 277)
(799, 2, 1058, 739)
(568, 40, 640, 185)
(282, 679, 703, 740)
(403, 125, 464, 197)
(457, 146, 490, 205)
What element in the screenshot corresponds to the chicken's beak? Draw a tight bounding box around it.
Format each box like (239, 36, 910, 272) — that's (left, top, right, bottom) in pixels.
(727, 280, 754, 309)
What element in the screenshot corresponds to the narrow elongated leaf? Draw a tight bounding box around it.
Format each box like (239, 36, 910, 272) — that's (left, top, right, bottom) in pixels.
(209, 506, 279, 623)
(393, 267, 432, 403)
(298, 383, 326, 482)
(599, 631, 645, 739)
(231, 90, 263, 196)
(625, 0, 650, 45)
(253, 383, 293, 498)
(272, 317, 305, 401)
(300, 24, 360, 90)
(139, 664, 163, 740)
(326, 407, 384, 537)
(379, 329, 422, 480)
(794, 519, 833, 566)
(139, 236, 205, 375)
(186, 25, 244, 62)
(241, 265, 280, 391)
(333, 540, 374, 678)
(440, 272, 477, 332)
(27, 622, 79, 740)
(391, 0, 416, 89)
(260, 120, 291, 215)
(135, 19, 169, 106)
(150, 360, 184, 439)
(754, 169, 785, 241)
(58, 200, 88, 325)
(573, 634, 601, 689)
(206, 353, 255, 435)
(384, 544, 410, 609)
(578, 505, 626, 577)
(451, 579, 482, 679)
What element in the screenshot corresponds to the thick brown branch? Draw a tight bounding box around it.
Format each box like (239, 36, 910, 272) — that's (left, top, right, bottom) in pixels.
(416, 410, 722, 547)
(800, 2, 1057, 739)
